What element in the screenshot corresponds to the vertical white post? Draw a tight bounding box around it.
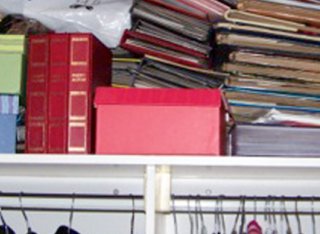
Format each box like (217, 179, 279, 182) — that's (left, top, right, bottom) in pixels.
(145, 165, 156, 234)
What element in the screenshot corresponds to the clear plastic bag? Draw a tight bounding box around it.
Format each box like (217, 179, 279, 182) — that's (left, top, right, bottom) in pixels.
(0, 0, 133, 47)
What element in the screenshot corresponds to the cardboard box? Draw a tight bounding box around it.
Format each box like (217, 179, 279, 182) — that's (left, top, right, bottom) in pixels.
(0, 35, 26, 95)
(94, 88, 226, 155)
(0, 95, 19, 153)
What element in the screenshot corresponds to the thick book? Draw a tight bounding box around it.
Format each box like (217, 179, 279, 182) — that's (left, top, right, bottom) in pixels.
(26, 34, 50, 153)
(47, 34, 70, 153)
(26, 33, 112, 154)
(131, 0, 211, 42)
(67, 33, 112, 154)
(224, 9, 320, 35)
(237, 0, 320, 27)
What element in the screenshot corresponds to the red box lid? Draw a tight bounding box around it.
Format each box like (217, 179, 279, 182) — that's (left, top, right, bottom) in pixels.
(94, 87, 222, 107)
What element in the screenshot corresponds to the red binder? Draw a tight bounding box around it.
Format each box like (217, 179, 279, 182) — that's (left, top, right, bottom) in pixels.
(26, 35, 50, 153)
(26, 33, 112, 154)
(94, 88, 226, 155)
(120, 30, 209, 68)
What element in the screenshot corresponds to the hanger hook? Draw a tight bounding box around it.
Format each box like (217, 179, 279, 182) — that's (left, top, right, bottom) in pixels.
(219, 196, 226, 234)
(281, 196, 292, 234)
(69, 193, 76, 234)
(238, 196, 246, 234)
(130, 194, 135, 234)
(197, 196, 207, 234)
(231, 198, 242, 234)
(172, 195, 178, 234)
(187, 196, 194, 234)
(254, 196, 257, 221)
(0, 192, 9, 234)
(19, 192, 32, 233)
(295, 197, 303, 234)
(311, 197, 316, 234)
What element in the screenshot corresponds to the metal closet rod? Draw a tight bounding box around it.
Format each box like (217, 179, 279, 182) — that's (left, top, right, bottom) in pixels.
(0, 192, 145, 214)
(172, 195, 320, 201)
(0, 192, 144, 200)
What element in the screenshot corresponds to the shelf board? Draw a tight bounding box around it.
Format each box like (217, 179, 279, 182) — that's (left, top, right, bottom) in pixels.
(0, 155, 319, 179)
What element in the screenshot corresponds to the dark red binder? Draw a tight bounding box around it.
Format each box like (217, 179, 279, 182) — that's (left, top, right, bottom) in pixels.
(26, 35, 50, 153)
(120, 30, 209, 68)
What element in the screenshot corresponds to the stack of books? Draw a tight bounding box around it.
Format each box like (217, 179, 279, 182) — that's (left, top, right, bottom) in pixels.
(212, 1, 320, 122)
(132, 56, 227, 88)
(25, 33, 112, 154)
(120, 0, 230, 69)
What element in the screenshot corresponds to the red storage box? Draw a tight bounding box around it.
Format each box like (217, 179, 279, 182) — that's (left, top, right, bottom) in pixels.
(94, 88, 226, 155)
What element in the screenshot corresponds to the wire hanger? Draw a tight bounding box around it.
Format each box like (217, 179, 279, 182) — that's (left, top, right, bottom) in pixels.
(311, 197, 316, 234)
(218, 197, 226, 234)
(264, 200, 272, 234)
(0, 194, 15, 234)
(295, 199, 303, 234)
(188, 196, 194, 234)
(213, 198, 220, 234)
(172, 195, 178, 234)
(238, 196, 246, 234)
(19, 193, 36, 234)
(271, 198, 277, 234)
(196, 196, 207, 234)
(130, 194, 135, 234)
(281, 198, 292, 234)
(195, 197, 199, 234)
(231, 200, 242, 234)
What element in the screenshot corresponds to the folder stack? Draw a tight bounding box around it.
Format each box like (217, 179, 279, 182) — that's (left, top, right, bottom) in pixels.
(120, 0, 230, 69)
(212, 0, 320, 122)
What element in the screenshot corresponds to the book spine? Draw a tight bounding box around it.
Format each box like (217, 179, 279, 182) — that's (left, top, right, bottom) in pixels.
(67, 34, 93, 154)
(25, 35, 50, 153)
(47, 34, 70, 153)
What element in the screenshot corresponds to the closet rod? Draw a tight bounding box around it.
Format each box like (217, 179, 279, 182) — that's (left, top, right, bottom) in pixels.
(173, 210, 320, 216)
(172, 195, 320, 201)
(0, 192, 144, 200)
(0, 206, 145, 214)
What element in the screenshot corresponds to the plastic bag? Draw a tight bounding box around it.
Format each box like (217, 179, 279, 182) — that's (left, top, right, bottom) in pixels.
(0, 0, 133, 48)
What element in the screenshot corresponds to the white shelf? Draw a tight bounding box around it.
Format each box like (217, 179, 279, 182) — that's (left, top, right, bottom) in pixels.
(0, 154, 320, 179)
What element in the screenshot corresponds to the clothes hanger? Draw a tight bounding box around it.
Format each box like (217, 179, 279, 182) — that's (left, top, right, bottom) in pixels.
(195, 197, 200, 234)
(271, 198, 278, 234)
(130, 194, 135, 234)
(196, 197, 207, 234)
(311, 197, 316, 234)
(0, 195, 15, 234)
(188, 196, 194, 234)
(295, 199, 303, 234)
(231, 200, 242, 234)
(54, 193, 80, 234)
(218, 197, 226, 234)
(238, 196, 246, 234)
(212, 198, 220, 234)
(19, 193, 37, 234)
(172, 196, 178, 234)
(264, 200, 273, 234)
(280, 198, 292, 234)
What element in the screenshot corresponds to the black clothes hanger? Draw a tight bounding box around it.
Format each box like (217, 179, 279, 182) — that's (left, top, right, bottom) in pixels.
(172, 196, 178, 234)
(19, 193, 37, 234)
(188, 197, 194, 234)
(0, 205, 15, 234)
(54, 194, 80, 234)
(130, 195, 135, 234)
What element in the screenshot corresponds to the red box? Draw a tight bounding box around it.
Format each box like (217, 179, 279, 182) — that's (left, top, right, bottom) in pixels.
(94, 88, 226, 155)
